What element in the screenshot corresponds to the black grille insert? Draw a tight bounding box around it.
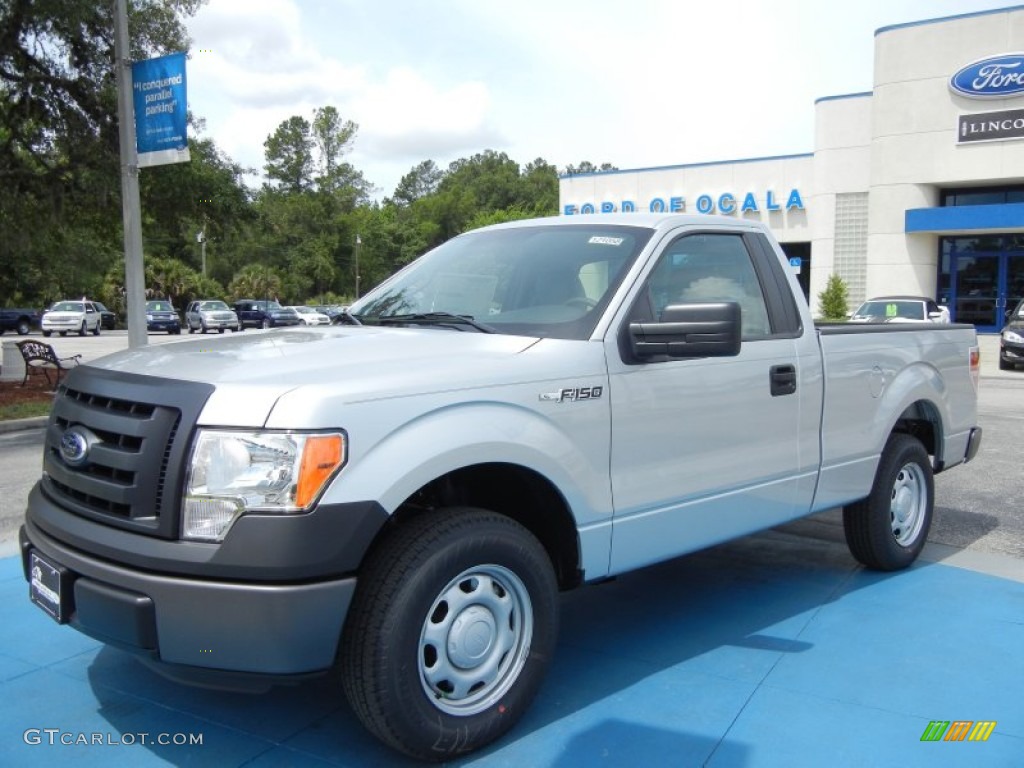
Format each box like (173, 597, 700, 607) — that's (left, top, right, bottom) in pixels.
(41, 367, 214, 538)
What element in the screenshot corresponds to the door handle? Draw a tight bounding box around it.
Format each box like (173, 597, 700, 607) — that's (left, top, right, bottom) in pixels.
(770, 364, 797, 396)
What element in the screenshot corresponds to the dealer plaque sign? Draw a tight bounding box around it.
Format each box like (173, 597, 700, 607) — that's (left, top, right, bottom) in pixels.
(958, 108, 1024, 144)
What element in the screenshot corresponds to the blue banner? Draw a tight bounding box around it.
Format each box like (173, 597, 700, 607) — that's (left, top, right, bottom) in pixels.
(131, 52, 190, 167)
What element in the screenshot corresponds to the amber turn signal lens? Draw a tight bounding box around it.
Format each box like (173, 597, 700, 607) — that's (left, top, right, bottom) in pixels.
(295, 434, 345, 508)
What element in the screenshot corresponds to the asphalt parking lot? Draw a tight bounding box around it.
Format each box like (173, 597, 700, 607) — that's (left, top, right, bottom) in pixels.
(0, 331, 1021, 766)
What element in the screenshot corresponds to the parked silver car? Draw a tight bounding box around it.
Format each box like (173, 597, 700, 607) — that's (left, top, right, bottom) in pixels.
(185, 300, 240, 334)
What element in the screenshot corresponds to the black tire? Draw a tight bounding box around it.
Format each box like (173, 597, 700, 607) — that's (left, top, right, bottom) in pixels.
(261, 318, 270, 329)
(341, 507, 559, 761)
(843, 434, 934, 571)
(78, 321, 87, 337)
(42, 330, 52, 338)
(92, 323, 100, 336)
(58, 331, 67, 337)
(200, 323, 208, 334)
(16, 319, 30, 335)
(999, 356, 1011, 371)
(218, 328, 224, 334)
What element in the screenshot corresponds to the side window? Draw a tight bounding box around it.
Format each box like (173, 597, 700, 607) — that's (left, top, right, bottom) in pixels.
(643, 234, 771, 339)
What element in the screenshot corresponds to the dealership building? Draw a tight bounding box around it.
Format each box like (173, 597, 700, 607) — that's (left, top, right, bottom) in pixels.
(558, 5, 1024, 330)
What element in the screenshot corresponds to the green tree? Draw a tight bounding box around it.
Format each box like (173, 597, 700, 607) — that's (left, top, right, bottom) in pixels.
(563, 161, 618, 175)
(264, 116, 315, 193)
(818, 274, 850, 320)
(228, 264, 283, 302)
(0, 0, 206, 305)
(391, 160, 443, 206)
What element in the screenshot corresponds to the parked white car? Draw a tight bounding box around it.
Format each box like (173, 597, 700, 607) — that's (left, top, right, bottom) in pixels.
(290, 305, 331, 325)
(41, 300, 102, 337)
(849, 296, 951, 324)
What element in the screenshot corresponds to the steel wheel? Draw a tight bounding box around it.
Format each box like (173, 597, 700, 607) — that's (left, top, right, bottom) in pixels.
(889, 462, 927, 546)
(844, 433, 934, 571)
(419, 564, 533, 716)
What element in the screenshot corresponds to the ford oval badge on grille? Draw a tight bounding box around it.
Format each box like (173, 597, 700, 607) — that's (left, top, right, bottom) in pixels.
(59, 426, 98, 467)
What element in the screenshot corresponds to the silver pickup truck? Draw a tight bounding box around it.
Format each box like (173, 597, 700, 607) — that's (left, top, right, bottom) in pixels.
(21, 214, 981, 760)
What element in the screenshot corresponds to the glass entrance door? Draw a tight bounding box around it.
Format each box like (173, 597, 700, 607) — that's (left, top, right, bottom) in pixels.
(954, 253, 1000, 328)
(942, 236, 1024, 331)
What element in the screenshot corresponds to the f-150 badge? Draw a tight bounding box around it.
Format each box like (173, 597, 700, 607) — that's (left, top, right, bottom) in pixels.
(539, 386, 603, 403)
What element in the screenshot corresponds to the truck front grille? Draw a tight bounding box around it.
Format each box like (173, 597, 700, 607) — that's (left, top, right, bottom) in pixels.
(41, 367, 214, 539)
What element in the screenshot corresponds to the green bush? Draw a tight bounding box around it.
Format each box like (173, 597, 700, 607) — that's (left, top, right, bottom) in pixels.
(818, 274, 850, 321)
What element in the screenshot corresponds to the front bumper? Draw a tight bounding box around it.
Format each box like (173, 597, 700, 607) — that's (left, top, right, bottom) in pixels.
(1000, 339, 1024, 364)
(21, 519, 355, 677)
(22, 485, 389, 681)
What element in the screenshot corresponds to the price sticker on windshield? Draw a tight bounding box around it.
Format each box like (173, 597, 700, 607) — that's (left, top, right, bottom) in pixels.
(588, 236, 624, 246)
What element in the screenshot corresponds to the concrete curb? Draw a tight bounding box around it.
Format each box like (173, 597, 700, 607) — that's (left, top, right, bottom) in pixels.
(0, 416, 48, 434)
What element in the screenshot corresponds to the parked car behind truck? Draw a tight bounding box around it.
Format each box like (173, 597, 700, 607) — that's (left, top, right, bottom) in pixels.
(40, 300, 102, 336)
(185, 300, 240, 334)
(21, 214, 981, 761)
(0, 307, 42, 335)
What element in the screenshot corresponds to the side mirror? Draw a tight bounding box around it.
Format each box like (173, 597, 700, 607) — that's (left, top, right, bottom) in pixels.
(928, 311, 944, 320)
(629, 302, 741, 360)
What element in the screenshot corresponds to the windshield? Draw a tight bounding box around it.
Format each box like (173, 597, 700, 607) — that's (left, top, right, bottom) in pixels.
(200, 301, 229, 311)
(147, 301, 173, 311)
(51, 302, 84, 312)
(351, 224, 653, 339)
(853, 300, 925, 320)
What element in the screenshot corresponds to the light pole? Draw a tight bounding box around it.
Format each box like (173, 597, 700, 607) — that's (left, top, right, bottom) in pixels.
(197, 230, 206, 277)
(354, 234, 361, 299)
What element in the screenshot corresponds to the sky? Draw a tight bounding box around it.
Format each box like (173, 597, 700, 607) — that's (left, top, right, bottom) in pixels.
(184, 0, 1019, 200)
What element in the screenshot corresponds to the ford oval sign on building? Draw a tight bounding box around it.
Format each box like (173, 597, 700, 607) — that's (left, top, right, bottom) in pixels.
(950, 53, 1024, 98)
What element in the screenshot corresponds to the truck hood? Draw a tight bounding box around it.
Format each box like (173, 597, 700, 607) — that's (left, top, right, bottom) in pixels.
(87, 326, 546, 425)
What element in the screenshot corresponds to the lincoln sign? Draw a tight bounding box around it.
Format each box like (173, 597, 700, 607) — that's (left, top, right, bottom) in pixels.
(958, 108, 1024, 144)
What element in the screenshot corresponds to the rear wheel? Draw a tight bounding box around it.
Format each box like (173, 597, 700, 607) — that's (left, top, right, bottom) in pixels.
(843, 434, 933, 571)
(342, 507, 559, 761)
(261, 318, 270, 329)
(16, 320, 30, 335)
(42, 330, 52, 338)
(59, 331, 67, 337)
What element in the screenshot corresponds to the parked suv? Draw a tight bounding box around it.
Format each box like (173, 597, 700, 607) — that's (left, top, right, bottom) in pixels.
(234, 299, 282, 329)
(185, 300, 240, 334)
(40, 300, 102, 337)
(146, 300, 182, 334)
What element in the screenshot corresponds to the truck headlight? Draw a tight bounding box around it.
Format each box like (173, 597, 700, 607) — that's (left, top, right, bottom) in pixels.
(1004, 330, 1023, 343)
(183, 430, 346, 541)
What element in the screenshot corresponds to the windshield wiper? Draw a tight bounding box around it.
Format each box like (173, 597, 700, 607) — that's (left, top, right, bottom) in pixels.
(335, 308, 362, 325)
(375, 312, 496, 333)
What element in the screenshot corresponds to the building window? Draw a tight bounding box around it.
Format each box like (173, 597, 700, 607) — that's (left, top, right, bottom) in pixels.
(834, 192, 868, 306)
(941, 185, 1024, 207)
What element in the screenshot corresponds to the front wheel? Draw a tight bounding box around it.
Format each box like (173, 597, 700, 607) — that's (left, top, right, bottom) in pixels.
(92, 323, 100, 336)
(843, 434, 934, 571)
(43, 330, 52, 338)
(78, 321, 87, 337)
(341, 507, 559, 761)
(999, 356, 1012, 371)
(16, 320, 30, 335)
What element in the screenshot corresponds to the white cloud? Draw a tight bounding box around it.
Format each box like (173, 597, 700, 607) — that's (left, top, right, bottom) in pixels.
(187, 0, 505, 191)
(354, 68, 502, 159)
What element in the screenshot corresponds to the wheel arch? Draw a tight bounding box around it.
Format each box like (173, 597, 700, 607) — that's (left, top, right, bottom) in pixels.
(366, 462, 582, 591)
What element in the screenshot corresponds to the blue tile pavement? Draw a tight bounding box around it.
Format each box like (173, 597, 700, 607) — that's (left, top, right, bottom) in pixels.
(0, 530, 1021, 767)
